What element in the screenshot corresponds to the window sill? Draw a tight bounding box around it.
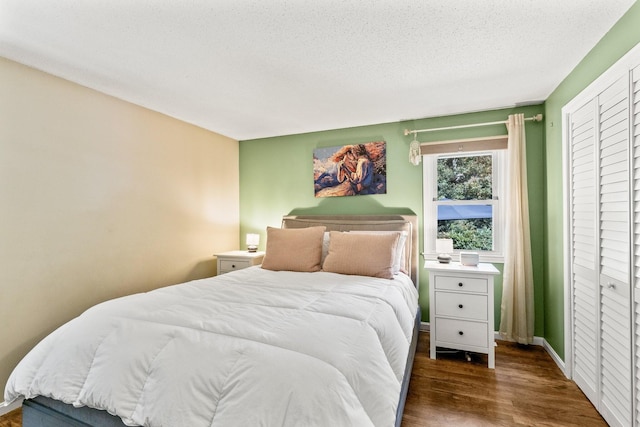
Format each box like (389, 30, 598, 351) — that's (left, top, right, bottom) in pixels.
(423, 253, 504, 265)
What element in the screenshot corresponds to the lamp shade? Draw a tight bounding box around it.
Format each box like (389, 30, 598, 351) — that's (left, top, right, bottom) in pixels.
(246, 233, 260, 252)
(435, 238, 454, 254)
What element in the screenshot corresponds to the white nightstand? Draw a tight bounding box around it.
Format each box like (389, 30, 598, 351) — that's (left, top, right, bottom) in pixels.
(425, 261, 500, 368)
(215, 250, 265, 275)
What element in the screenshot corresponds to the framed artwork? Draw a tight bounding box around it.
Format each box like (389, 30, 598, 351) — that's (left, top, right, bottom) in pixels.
(313, 141, 386, 198)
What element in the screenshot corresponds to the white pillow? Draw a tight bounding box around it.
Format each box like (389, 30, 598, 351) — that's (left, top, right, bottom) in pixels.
(321, 232, 330, 264)
(349, 230, 407, 274)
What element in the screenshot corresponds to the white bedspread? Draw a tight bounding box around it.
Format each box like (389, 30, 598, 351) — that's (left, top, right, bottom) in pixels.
(5, 267, 419, 427)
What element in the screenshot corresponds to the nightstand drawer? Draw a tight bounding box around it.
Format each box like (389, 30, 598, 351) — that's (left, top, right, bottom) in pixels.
(435, 292, 488, 320)
(435, 318, 488, 349)
(434, 275, 488, 293)
(215, 251, 265, 276)
(220, 259, 251, 272)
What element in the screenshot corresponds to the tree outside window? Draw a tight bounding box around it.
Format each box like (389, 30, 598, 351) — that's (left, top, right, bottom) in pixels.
(436, 154, 494, 251)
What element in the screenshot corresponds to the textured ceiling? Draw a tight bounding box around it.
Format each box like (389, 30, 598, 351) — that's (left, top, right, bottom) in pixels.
(0, 1, 635, 140)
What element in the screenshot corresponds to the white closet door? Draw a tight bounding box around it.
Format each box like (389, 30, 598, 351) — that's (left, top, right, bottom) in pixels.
(598, 75, 631, 427)
(566, 42, 640, 427)
(570, 98, 599, 406)
(631, 64, 640, 427)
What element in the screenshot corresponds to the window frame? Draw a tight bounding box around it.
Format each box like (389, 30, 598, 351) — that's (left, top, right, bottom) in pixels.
(422, 149, 506, 263)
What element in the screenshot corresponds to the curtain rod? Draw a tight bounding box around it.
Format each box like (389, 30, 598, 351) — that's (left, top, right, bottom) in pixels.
(404, 113, 543, 136)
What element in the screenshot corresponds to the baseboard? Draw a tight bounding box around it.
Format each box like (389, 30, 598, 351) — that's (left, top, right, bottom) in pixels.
(0, 398, 23, 416)
(492, 331, 545, 346)
(542, 339, 567, 377)
(422, 321, 566, 374)
(492, 333, 566, 375)
(423, 322, 546, 347)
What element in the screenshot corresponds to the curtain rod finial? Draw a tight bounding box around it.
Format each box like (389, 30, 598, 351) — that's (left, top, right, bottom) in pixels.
(404, 129, 412, 136)
(533, 114, 543, 122)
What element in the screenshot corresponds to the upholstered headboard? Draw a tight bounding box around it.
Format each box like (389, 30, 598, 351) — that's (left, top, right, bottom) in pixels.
(281, 214, 419, 286)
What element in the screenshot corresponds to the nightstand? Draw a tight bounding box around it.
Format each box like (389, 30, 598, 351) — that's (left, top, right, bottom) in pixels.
(425, 261, 500, 368)
(215, 250, 265, 275)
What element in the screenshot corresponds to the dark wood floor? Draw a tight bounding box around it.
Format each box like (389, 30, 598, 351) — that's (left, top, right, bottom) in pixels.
(402, 332, 605, 426)
(0, 331, 604, 427)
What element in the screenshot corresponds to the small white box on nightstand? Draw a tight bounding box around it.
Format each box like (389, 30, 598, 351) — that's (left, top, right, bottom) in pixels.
(459, 252, 479, 266)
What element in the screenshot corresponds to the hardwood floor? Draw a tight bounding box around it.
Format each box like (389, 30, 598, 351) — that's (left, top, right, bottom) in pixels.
(0, 408, 20, 427)
(0, 331, 605, 426)
(401, 332, 606, 426)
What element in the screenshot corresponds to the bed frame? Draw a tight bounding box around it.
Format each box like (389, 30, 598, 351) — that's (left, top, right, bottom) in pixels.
(21, 214, 421, 427)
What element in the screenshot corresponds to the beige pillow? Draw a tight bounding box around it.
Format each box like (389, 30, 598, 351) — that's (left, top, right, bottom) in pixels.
(322, 231, 400, 279)
(349, 231, 407, 275)
(261, 226, 326, 272)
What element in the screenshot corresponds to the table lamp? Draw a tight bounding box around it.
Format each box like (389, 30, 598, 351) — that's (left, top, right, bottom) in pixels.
(246, 233, 260, 252)
(435, 238, 454, 263)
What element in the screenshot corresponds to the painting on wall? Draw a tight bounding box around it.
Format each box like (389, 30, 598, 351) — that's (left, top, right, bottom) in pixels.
(313, 141, 387, 198)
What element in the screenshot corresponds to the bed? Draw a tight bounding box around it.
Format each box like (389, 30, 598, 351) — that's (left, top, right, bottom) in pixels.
(5, 214, 421, 427)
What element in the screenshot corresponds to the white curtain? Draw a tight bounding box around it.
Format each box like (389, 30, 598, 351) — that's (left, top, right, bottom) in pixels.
(499, 113, 534, 344)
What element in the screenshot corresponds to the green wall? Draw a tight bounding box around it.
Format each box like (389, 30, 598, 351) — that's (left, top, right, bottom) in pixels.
(240, 2, 640, 361)
(543, 1, 640, 359)
(239, 104, 545, 335)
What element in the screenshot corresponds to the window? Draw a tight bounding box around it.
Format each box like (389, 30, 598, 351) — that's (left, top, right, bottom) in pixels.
(423, 150, 506, 262)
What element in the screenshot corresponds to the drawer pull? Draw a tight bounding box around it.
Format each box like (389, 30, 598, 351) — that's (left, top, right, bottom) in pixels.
(231, 264, 236, 268)
(458, 304, 463, 309)
(458, 282, 464, 287)
(458, 331, 464, 336)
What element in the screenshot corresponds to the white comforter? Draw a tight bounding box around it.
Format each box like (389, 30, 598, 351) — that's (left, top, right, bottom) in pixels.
(5, 267, 419, 427)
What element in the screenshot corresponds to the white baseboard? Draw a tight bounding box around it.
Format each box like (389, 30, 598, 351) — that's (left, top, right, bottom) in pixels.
(421, 321, 566, 374)
(492, 331, 545, 346)
(542, 339, 567, 377)
(0, 398, 23, 416)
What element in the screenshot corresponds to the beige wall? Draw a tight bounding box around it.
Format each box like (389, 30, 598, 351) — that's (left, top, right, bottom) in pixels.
(0, 57, 240, 393)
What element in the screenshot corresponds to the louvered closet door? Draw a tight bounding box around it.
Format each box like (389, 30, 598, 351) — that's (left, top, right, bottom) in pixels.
(570, 98, 600, 406)
(598, 75, 631, 427)
(631, 64, 640, 427)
